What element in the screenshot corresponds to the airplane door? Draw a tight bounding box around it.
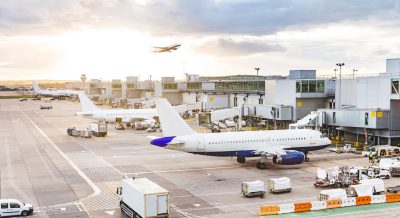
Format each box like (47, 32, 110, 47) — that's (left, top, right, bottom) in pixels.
(197, 136, 205, 151)
(310, 136, 316, 145)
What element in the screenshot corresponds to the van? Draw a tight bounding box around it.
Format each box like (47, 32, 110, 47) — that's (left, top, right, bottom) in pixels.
(0, 199, 33, 217)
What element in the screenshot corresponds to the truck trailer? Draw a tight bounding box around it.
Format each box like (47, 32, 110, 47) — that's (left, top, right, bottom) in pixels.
(116, 177, 169, 218)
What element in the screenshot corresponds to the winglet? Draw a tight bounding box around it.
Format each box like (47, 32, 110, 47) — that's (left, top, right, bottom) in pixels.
(155, 98, 195, 136)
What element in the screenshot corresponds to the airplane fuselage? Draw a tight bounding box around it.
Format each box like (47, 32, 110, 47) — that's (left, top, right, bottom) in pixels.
(152, 129, 331, 156)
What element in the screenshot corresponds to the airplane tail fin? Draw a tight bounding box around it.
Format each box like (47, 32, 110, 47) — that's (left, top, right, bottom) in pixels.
(155, 98, 196, 136)
(32, 81, 42, 92)
(77, 93, 99, 111)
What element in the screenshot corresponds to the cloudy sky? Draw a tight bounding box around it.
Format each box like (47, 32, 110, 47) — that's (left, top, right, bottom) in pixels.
(0, 0, 400, 80)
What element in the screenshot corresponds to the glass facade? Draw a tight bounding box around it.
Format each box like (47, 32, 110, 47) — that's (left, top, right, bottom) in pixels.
(187, 82, 201, 90)
(215, 81, 265, 91)
(296, 80, 325, 93)
(163, 82, 178, 89)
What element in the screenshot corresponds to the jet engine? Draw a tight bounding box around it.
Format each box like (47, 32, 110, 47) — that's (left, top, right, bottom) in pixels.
(272, 151, 305, 165)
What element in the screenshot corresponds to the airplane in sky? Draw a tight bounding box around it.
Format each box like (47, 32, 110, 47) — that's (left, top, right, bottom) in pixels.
(152, 43, 181, 53)
(150, 99, 331, 169)
(75, 93, 158, 124)
(32, 82, 83, 98)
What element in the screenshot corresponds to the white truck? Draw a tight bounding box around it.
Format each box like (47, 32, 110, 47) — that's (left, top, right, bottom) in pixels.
(268, 177, 292, 193)
(116, 178, 169, 218)
(0, 199, 33, 217)
(359, 178, 385, 194)
(241, 180, 265, 197)
(89, 122, 107, 137)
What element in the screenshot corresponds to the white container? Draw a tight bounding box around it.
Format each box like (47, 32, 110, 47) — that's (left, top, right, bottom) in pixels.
(117, 178, 169, 218)
(241, 180, 265, 197)
(268, 177, 292, 193)
(359, 178, 385, 194)
(89, 122, 107, 136)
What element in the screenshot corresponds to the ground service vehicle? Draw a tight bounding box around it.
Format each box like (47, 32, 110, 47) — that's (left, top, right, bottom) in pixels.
(241, 180, 265, 197)
(0, 199, 33, 217)
(116, 178, 169, 218)
(40, 104, 52, 109)
(89, 122, 107, 137)
(268, 177, 292, 193)
(387, 185, 400, 193)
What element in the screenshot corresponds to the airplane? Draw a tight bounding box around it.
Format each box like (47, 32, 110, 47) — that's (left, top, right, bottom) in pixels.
(75, 93, 158, 124)
(152, 43, 181, 53)
(150, 99, 331, 169)
(32, 82, 83, 98)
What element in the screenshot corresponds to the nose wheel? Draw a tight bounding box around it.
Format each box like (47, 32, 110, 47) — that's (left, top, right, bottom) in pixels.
(256, 155, 268, 169)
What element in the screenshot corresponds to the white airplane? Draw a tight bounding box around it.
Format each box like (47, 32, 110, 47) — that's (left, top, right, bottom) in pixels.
(32, 82, 83, 98)
(151, 99, 331, 169)
(75, 93, 158, 123)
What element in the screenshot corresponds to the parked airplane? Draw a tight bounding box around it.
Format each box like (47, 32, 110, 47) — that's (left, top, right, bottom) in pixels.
(151, 99, 331, 169)
(75, 93, 158, 124)
(152, 43, 181, 53)
(32, 82, 82, 98)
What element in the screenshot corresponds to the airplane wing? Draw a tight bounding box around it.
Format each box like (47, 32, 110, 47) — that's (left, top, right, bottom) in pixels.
(253, 146, 289, 157)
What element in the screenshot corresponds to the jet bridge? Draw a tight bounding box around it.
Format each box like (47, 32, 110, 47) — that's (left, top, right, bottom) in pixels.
(289, 111, 321, 129)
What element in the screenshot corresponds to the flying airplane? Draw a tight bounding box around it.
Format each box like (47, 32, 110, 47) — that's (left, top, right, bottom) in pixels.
(152, 43, 181, 53)
(150, 99, 331, 169)
(75, 93, 158, 124)
(32, 82, 83, 98)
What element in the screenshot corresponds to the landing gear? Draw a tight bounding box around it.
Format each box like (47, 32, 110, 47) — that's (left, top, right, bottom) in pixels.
(237, 157, 246, 163)
(256, 162, 267, 169)
(304, 152, 310, 162)
(256, 155, 268, 169)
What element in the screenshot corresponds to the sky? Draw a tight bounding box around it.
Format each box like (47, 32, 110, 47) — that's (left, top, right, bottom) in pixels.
(0, 0, 400, 81)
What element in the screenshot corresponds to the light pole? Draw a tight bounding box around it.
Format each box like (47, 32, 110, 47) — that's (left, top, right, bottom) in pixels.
(353, 69, 358, 78)
(255, 67, 260, 76)
(336, 63, 345, 109)
(334, 69, 338, 78)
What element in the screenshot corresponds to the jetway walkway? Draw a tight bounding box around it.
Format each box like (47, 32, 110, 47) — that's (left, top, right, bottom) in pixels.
(289, 112, 320, 129)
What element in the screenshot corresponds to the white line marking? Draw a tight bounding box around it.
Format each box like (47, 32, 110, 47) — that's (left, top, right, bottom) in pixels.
(18, 106, 100, 217)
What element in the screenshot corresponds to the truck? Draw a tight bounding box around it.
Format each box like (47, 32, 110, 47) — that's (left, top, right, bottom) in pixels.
(268, 177, 292, 193)
(116, 178, 169, 218)
(241, 180, 265, 198)
(89, 122, 107, 137)
(362, 145, 400, 157)
(346, 184, 374, 197)
(0, 199, 33, 217)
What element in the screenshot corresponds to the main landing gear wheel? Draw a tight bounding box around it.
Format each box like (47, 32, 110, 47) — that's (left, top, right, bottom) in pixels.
(237, 157, 246, 163)
(304, 152, 310, 162)
(256, 162, 267, 169)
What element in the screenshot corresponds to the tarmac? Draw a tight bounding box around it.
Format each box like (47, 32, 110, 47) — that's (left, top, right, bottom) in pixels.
(1, 98, 400, 217)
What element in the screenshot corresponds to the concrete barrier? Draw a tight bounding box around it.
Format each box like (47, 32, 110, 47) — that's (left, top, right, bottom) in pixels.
(371, 195, 386, 204)
(386, 193, 400, 203)
(278, 204, 295, 214)
(258, 205, 279, 216)
(326, 199, 342, 209)
(341, 197, 356, 207)
(294, 202, 311, 212)
(310, 201, 327, 211)
(356, 196, 371, 206)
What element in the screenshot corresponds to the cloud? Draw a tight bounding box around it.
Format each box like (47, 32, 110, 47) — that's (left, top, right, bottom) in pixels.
(0, 0, 399, 36)
(193, 38, 286, 56)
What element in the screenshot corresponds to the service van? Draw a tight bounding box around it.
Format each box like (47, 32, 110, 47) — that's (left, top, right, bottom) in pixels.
(0, 199, 33, 217)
